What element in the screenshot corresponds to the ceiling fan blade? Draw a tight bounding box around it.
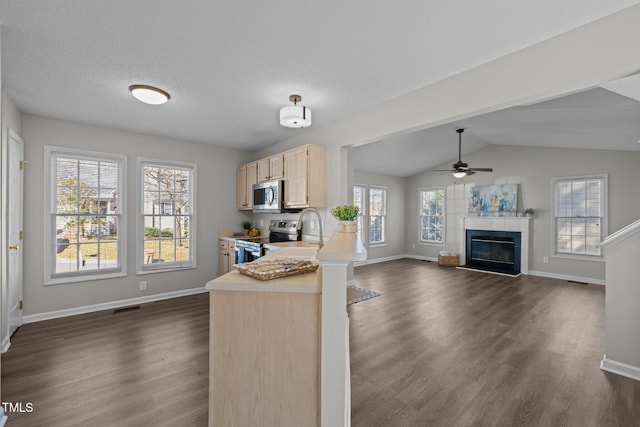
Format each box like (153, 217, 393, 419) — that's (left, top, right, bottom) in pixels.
(466, 170, 476, 176)
(467, 168, 493, 172)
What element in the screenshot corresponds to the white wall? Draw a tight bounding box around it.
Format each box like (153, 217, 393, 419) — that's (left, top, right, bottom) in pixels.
(405, 145, 640, 282)
(21, 114, 248, 316)
(354, 170, 406, 261)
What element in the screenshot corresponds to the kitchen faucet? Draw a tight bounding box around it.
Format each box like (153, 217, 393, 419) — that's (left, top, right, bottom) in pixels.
(296, 208, 324, 249)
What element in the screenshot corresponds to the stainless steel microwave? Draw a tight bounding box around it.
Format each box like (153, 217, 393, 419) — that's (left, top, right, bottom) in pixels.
(252, 180, 284, 213)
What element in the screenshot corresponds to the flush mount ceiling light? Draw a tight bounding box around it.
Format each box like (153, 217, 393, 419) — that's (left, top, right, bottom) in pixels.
(128, 84, 170, 105)
(280, 94, 311, 128)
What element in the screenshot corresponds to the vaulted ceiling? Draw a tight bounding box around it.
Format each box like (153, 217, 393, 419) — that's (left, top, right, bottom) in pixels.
(1, 1, 639, 169)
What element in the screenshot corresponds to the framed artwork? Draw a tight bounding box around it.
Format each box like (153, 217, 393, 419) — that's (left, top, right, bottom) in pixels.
(469, 184, 518, 217)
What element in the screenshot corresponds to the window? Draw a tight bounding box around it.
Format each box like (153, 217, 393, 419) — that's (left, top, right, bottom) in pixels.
(44, 146, 126, 285)
(420, 188, 445, 244)
(553, 175, 607, 259)
(369, 186, 386, 244)
(138, 158, 196, 273)
(353, 185, 366, 241)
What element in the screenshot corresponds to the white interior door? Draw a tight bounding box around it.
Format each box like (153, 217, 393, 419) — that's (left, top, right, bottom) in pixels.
(7, 129, 24, 338)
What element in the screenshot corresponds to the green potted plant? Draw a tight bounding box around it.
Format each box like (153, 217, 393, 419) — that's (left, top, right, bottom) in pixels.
(330, 205, 359, 233)
(524, 208, 534, 217)
(241, 221, 252, 235)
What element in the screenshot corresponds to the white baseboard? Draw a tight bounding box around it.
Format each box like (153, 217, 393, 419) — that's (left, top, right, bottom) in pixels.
(405, 254, 439, 263)
(600, 354, 640, 381)
(528, 270, 604, 286)
(351, 254, 604, 286)
(23, 287, 208, 324)
(354, 254, 410, 267)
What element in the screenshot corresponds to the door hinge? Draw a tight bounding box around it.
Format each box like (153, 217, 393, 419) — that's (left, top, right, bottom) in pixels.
(19, 300, 23, 310)
(19, 231, 23, 241)
(20, 160, 24, 170)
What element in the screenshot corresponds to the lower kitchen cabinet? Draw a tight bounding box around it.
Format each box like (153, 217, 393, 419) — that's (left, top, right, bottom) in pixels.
(218, 239, 236, 276)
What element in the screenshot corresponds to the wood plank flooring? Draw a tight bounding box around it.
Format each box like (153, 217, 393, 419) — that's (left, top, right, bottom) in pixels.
(1, 294, 210, 427)
(2, 259, 639, 426)
(349, 259, 640, 426)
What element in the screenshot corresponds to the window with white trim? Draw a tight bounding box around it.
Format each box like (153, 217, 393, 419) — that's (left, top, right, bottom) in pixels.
(420, 188, 445, 244)
(138, 159, 196, 273)
(353, 185, 366, 242)
(553, 174, 607, 258)
(369, 186, 386, 244)
(44, 146, 126, 285)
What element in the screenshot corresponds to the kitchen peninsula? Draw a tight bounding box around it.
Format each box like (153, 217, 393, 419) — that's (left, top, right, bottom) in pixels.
(206, 233, 366, 427)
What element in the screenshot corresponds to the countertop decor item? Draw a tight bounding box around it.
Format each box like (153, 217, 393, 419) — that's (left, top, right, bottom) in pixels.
(525, 208, 534, 217)
(241, 221, 252, 233)
(248, 227, 261, 237)
(235, 258, 319, 280)
(330, 205, 359, 233)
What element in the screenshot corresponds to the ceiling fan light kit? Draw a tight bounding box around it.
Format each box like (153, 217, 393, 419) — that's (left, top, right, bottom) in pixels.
(433, 128, 493, 178)
(280, 94, 311, 128)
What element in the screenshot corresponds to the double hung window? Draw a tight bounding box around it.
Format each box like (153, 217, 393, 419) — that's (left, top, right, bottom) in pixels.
(553, 175, 607, 259)
(369, 186, 386, 245)
(45, 146, 126, 284)
(353, 185, 366, 241)
(419, 188, 445, 245)
(139, 159, 196, 272)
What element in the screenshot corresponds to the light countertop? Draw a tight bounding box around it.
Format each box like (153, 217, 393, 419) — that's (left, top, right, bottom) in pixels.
(206, 246, 321, 294)
(207, 233, 366, 294)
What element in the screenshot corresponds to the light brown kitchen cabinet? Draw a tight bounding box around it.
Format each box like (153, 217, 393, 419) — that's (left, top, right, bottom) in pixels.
(209, 290, 320, 426)
(257, 154, 284, 182)
(284, 144, 327, 209)
(218, 239, 236, 276)
(236, 162, 257, 210)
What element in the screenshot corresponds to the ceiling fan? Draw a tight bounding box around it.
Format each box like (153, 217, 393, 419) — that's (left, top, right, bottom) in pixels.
(433, 128, 493, 178)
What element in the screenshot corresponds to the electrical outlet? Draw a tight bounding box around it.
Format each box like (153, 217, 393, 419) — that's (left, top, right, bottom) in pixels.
(543, 257, 549, 264)
(139, 281, 147, 291)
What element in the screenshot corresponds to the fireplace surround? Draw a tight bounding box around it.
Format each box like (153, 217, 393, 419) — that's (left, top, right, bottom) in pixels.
(459, 217, 531, 275)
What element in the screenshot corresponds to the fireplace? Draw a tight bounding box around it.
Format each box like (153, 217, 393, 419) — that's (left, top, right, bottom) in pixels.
(465, 230, 521, 275)
(459, 217, 531, 275)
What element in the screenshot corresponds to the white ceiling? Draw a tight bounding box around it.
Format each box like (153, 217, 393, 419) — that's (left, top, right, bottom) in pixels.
(353, 87, 640, 177)
(1, 1, 639, 155)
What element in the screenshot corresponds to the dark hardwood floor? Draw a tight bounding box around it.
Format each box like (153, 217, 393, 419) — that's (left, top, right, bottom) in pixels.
(1, 293, 210, 427)
(350, 259, 640, 426)
(2, 259, 639, 426)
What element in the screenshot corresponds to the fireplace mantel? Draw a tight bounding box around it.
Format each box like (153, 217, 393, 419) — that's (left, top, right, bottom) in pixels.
(459, 216, 531, 274)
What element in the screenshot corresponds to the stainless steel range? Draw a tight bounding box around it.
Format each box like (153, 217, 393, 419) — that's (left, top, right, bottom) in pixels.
(234, 219, 301, 263)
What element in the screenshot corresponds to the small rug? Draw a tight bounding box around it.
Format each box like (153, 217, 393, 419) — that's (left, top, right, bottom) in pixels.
(347, 286, 381, 306)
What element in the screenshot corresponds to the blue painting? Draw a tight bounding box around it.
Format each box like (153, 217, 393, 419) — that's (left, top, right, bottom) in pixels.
(469, 184, 518, 217)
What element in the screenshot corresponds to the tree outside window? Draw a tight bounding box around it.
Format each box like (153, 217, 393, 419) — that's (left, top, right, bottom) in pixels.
(140, 160, 196, 271)
(45, 147, 125, 284)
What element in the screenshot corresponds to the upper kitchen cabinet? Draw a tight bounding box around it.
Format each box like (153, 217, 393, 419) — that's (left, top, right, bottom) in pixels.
(284, 144, 327, 209)
(257, 154, 284, 183)
(237, 161, 257, 210)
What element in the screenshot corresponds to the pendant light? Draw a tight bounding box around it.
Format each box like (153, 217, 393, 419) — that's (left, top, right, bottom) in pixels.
(280, 94, 311, 128)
